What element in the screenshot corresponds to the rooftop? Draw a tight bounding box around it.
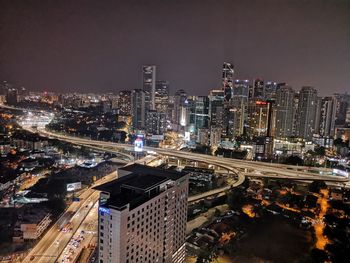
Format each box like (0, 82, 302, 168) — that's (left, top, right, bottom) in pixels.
(94, 164, 187, 210)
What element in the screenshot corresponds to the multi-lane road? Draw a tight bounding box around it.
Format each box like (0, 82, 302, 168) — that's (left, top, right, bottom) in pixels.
(2, 104, 349, 263)
(21, 171, 117, 263)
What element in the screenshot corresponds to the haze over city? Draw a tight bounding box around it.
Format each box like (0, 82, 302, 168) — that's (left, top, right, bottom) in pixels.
(0, 0, 349, 95)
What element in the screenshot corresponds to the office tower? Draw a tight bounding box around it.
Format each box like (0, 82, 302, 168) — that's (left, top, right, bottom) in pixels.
(265, 81, 278, 100)
(131, 89, 146, 130)
(96, 164, 189, 263)
(117, 90, 132, 116)
(155, 80, 169, 113)
(222, 62, 234, 102)
(142, 65, 157, 110)
(253, 79, 265, 99)
(296, 86, 318, 140)
(5, 88, 18, 105)
(318, 96, 337, 137)
(275, 86, 295, 138)
(210, 126, 222, 147)
(334, 93, 350, 125)
(188, 96, 210, 133)
(146, 110, 167, 135)
(208, 89, 225, 128)
(173, 89, 187, 130)
(222, 80, 249, 138)
(247, 100, 269, 137)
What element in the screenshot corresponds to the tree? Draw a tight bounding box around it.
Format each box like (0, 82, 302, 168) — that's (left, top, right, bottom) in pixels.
(314, 146, 326, 156)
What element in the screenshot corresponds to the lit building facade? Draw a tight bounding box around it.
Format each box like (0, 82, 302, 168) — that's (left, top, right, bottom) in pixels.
(96, 164, 189, 263)
(142, 65, 157, 111)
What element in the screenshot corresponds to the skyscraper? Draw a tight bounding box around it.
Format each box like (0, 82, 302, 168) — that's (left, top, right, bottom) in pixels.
(247, 100, 269, 137)
(208, 89, 224, 128)
(154, 80, 169, 113)
(173, 89, 187, 130)
(96, 164, 189, 263)
(318, 96, 337, 137)
(146, 110, 167, 135)
(131, 89, 146, 130)
(222, 62, 234, 102)
(253, 79, 265, 99)
(117, 90, 132, 116)
(187, 96, 210, 133)
(275, 86, 295, 138)
(222, 79, 249, 138)
(264, 81, 278, 100)
(5, 88, 18, 105)
(142, 65, 157, 111)
(296, 86, 318, 140)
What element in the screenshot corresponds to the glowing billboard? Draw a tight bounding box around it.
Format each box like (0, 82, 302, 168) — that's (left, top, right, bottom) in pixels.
(134, 135, 144, 152)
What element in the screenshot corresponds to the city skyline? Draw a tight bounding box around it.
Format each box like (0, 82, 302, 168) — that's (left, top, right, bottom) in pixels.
(0, 0, 349, 95)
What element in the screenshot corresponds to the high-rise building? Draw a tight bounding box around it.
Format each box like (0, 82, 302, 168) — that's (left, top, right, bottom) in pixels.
(222, 62, 234, 102)
(210, 126, 222, 147)
(96, 164, 189, 263)
(247, 100, 269, 137)
(318, 96, 337, 137)
(264, 81, 278, 100)
(154, 81, 169, 113)
(197, 128, 209, 145)
(173, 89, 187, 130)
(334, 93, 350, 125)
(296, 86, 318, 140)
(117, 90, 132, 116)
(187, 96, 210, 133)
(131, 89, 146, 130)
(146, 110, 167, 135)
(208, 89, 224, 128)
(5, 88, 18, 105)
(142, 65, 157, 111)
(253, 79, 264, 99)
(275, 86, 295, 138)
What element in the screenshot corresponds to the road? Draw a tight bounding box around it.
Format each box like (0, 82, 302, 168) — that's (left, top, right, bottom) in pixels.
(21, 171, 118, 263)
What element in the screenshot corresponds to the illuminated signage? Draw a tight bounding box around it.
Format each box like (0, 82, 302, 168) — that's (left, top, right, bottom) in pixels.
(256, 101, 267, 105)
(134, 135, 144, 152)
(66, 182, 82, 192)
(99, 207, 110, 214)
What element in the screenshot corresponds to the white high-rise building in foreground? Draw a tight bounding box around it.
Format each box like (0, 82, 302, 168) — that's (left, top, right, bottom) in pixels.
(95, 164, 189, 263)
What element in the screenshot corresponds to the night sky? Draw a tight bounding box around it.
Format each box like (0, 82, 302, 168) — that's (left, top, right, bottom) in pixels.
(0, 0, 349, 95)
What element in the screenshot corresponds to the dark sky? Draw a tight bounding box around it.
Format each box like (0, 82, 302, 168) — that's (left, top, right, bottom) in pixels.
(0, 0, 349, 96)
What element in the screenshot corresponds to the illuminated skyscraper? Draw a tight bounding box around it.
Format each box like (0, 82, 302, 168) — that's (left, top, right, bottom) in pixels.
(142, 65, 157, 110)
(146, 110, 166, 135)
(253, 79, 265, 99)
(173, 89, 187, 130)
(154, 80, 169, 113)
(275, 86, 295, 138)
(222, 62, 234, 102)
(209, 89, 224, 128)
(131, 89, 146, 130)
(318, 96, 337, 137)
(96, 164, 189, 263)
(296, 86, 318, 140)
(247, 100, 269, 137)
(117, 90, 132, 116)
